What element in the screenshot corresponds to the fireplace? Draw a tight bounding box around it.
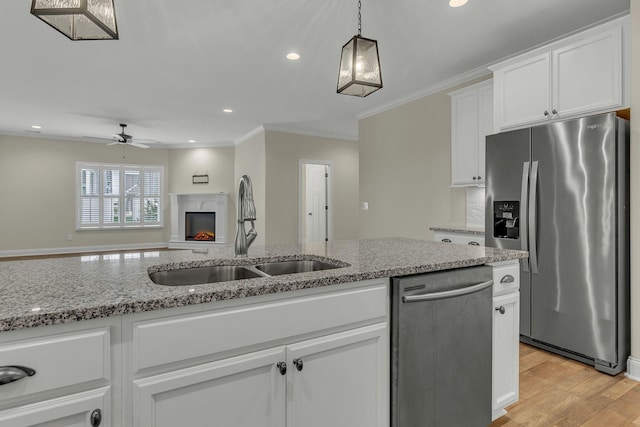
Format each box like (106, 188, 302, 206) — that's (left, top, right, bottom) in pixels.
(185, 212, 216, 241)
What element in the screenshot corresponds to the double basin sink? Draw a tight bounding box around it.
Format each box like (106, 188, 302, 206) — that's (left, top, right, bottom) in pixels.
(149, 258, 346, 286)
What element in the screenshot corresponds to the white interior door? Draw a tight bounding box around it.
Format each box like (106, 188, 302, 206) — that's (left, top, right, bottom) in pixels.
(302, 163, 329, 242)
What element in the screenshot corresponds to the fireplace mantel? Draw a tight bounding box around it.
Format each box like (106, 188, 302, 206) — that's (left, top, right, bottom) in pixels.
(168, 193, 229, 248)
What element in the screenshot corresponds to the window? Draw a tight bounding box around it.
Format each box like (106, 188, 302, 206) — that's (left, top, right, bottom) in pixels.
(76, 162, 164, 230)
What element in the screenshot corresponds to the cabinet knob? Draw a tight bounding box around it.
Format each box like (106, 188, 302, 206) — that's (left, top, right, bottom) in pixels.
(551, 109, 558, 115)
(477, 175, 481, 180)
(293, 358, 304, 371)
(0, 366, 36, 386)
(495, 306, 506, 315)
(473, 176, 477, 180)
(544, 110, 550, 117)
(90, 409, 102, 427)
(276, 362, 287, 375)
(441, 239, 452, 243)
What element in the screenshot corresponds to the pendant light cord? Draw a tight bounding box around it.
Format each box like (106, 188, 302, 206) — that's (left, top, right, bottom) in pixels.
(357, 0, 362, 36)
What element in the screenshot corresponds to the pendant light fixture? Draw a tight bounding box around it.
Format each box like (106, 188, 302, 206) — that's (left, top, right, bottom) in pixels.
(337, 0, 382, 97)
(31, 0, 119, 40)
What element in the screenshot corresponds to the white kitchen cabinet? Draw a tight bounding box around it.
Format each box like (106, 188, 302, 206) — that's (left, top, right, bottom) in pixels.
(287, 324, 387, 427)
(0, 387, 110, 427)
(0, 321, 115, 427)
(433, 230, 485, 246)
(491, 16, 628, 131)
(449, 80, 493, 186)
(128, 279, 389, 427)
(134, 323, 387, 427)
(490, 261, 520, 421)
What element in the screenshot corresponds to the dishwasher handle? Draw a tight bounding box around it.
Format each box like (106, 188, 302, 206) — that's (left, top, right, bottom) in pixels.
(402, 280, 493, 303)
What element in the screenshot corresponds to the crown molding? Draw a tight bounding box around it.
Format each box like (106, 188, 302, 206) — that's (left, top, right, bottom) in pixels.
(262, 125, 358, 142)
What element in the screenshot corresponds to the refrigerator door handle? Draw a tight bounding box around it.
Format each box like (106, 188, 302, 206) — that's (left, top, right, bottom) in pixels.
(521, 161, 530, 272)
(529, 161, 539, 274)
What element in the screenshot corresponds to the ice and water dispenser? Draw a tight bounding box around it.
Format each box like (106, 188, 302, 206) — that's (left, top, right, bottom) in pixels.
(493, 201, 519, 239)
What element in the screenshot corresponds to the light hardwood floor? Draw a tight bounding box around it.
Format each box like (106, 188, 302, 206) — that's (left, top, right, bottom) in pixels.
(491, 343, 640, 426)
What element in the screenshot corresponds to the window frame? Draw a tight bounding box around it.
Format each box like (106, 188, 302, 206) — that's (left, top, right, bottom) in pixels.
(76, 161, 164, 230)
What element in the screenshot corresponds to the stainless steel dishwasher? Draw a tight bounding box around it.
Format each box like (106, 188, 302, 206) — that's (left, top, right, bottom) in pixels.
(391, 266, 493, 427)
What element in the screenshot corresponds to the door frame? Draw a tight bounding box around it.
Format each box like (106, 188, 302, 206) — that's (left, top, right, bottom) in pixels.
(298, 159, 333, 243)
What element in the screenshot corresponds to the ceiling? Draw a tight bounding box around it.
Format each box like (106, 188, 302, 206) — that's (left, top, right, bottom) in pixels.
(0, 0, 630, 148)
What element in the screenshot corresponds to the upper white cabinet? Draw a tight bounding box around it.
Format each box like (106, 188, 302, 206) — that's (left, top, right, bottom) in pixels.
(449, 79, 493, 186)
(491, 16, 628, 132)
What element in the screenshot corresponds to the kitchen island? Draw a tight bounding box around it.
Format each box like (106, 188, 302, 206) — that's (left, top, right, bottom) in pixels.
(0, 237, 526, 426)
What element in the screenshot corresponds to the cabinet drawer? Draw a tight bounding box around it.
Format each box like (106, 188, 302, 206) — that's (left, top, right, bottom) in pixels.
(492, 262, 520, 296)
(133, 282, 388, 372)
(434, 231, 485, 246)
(0, 329, 110, 400)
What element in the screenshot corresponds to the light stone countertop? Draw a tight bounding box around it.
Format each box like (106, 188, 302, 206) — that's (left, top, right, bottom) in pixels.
(0, 237, 527, 332)
(430, 226, 485, 235)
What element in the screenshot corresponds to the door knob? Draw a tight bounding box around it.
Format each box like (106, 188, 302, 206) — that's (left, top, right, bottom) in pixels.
(276, 362, 287, 375)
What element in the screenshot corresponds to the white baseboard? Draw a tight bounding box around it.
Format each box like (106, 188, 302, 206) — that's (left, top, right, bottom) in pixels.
(625, 356, 640, 382)
(0, 243, 168, 258)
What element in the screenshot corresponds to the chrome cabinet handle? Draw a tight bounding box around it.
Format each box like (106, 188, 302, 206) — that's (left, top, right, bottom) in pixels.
(0, 366, 36, 385)
(500, 274, 515, 284)
(441, 238, 452, 243)
(293, 358, 304, 371)
(276, 362, 287, 375)
(90, 409, 102, 427)
(468, 241, 480, 246)
(495, 306, 506, 315)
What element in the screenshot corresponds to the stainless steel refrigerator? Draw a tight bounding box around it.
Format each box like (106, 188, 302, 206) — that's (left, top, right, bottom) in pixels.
(485, 112, 630, 375)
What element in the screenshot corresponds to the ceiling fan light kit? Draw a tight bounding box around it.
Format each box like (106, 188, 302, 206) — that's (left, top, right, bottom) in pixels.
(337, 0, 382, 97)
(30, 0, 119, 40)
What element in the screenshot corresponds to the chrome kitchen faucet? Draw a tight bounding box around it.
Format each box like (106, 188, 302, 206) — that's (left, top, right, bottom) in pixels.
(234, 175, 257, 257)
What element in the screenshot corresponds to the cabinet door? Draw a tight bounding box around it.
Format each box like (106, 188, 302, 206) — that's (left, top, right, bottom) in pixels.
(451, 90, 480, 186)
(0, 387, 109, 427)
(287, 323, 388, 427)
(477, 82, 493, 185)
(133, 347, 286, 427)
(492, 292, 520, 420)
(552, 27, 622, 118)
(494, 53, 551, 130)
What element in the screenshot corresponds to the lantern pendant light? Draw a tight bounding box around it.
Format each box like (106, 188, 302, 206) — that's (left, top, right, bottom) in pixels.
(31, 0, 119, 40)
(337, 0, 382, 97)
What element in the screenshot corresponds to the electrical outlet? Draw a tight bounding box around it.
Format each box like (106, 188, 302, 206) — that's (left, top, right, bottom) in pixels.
(362, 202, 369, 211)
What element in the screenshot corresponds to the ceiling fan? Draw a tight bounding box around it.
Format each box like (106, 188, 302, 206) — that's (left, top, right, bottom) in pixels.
(106, 123, 155, 149)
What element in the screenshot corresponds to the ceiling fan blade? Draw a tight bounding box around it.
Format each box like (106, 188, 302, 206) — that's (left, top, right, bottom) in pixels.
(132, 139, 157, 144)
(129, 141, 150, 149)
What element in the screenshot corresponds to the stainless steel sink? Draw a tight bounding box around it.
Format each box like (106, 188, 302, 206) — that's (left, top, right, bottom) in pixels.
(254, 260, 341, 276)
(149, 265, 263, 286)
(149, 257, 347, 286)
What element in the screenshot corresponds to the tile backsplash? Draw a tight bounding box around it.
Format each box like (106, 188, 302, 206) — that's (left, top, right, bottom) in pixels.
(466, 187, 485, 228)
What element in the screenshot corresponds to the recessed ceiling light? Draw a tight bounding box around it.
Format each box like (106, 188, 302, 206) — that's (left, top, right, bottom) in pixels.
(223, 109, 233, 113)
(31, 125, 42, 129)
(188, 140, 196, 143)
(449, 0, 468, 7)
(286, 52, 300, 61)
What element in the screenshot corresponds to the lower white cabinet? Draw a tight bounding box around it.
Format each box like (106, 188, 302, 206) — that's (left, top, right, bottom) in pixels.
(0, 387, 110, 427)
(0, 321, 114, 427)
(491, 261, 520, 421)
(127, 279, 389, 427)
(133, 323, 387, 427)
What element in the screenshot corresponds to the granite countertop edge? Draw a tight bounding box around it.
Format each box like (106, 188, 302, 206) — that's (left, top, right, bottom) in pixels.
(0, 238, 527, 333)
(430, 226, 485, 235)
